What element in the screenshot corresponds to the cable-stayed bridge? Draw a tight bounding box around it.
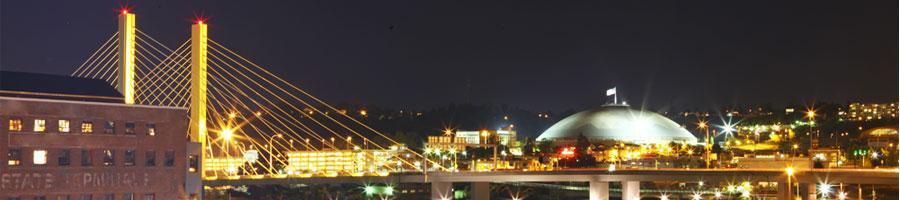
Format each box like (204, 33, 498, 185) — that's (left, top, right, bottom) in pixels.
(71, 11, 445, 186)
(67, 11, 896, 200)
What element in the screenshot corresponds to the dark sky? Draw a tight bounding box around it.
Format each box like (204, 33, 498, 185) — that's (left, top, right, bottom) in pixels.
(1, 1, 896, 112)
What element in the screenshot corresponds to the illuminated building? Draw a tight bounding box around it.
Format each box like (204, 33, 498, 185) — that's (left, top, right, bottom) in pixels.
(838, 102, 898, 121)
(537, 105, 697, 145)
(452, 129, 518, 146)
(284, 147, 402, 176)
(203, 157, 248, 176)
(860, 126, 898, 149)
(0, 71, 200, 199)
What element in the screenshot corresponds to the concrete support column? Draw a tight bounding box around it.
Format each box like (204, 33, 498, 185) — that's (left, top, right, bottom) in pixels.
(777, 181, 789, 200)
(807, 183, 817, 200)
(471, 182, 490, 200)
(798, 183, 811, 200)
(622, 181, 640, 200)
(431, 182, 453, 200)
(589, 181, 610, 200)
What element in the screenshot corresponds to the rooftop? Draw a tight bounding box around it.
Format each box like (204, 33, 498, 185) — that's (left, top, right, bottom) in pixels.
(0, 71, 123, 103)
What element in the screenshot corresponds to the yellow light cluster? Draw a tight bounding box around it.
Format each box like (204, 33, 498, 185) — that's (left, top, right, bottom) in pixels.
(204, 157, 247, 175)
(285, 150, 397, 175)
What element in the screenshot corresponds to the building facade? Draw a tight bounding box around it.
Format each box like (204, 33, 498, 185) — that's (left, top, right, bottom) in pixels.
(0, 96, 195, 200)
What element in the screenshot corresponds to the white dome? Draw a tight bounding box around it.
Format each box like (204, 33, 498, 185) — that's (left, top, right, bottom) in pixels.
(537, 105, 697, 144)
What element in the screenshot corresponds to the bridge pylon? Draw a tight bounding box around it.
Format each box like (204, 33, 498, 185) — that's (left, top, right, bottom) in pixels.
(189, 21, 209, 177)
(117, 11, 136, 104)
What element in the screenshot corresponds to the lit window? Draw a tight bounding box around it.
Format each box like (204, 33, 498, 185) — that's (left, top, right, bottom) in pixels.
(189, 155, 198, 172)
(8, 119, 22, 131)
(144, 194, 155, 200)
(59, 120, 70, 133)
(33, 150, 47, 165)
(34, 119, 46, 132)
(124, 150, 135, 166)
(125, 122, 135, 135)
(123, 193, 134, 200)
(81, 121, 93, 133)
(147, 124, 156, 136)
(102, 149, 115, 166)
(8, 149, 21, 166)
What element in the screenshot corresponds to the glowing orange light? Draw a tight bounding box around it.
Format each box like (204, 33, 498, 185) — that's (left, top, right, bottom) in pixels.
(196, 20, 205, 25)
(560, 147, 576, 158)
(121, 10, 129, 15)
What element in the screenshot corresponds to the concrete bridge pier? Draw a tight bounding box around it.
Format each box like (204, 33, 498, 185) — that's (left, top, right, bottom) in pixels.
(589, 180, 610, 200)
(471, 182, 490, 200)
(431, 182, 453, 200)
(622, 181, 641, 200)
(777, 181, 790, 200)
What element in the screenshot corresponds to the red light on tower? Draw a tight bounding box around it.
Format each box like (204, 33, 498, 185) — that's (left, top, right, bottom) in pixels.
(121, 9, 129, 15)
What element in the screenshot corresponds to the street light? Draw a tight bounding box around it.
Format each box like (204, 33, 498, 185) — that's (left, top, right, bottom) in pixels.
(346, 136, 353, 149)
(806, 109, 817, 149)
(266, 133, 284, 172)
(698, 120, 711, 168)
(330, 137, 336, 149)
(786, 167, 794, 200)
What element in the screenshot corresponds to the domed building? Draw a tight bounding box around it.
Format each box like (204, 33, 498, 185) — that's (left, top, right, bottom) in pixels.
(537, 105, 698, 145)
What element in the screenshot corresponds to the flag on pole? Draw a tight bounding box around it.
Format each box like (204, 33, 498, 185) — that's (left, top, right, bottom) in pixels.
(606, 87, 616, 96)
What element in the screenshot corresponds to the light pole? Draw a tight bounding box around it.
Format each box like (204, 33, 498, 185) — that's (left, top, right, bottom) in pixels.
(346, 136, 353, 150)
(698, 120, 710, 168)
(785, 167, 794, 200)
(267, 133, 283, 173)
(806, 109, 817, 149)
(330, 137, 336, 150)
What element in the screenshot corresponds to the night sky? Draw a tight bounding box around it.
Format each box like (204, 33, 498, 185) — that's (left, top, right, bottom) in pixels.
(1, 1, 896, 112)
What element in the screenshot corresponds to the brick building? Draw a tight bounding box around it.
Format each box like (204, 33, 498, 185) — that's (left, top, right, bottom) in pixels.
(0, 71, 200, 200)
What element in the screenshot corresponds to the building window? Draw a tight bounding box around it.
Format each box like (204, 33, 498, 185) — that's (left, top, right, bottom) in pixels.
(188, 155, 198, 172)
(33, 196, 46, 200)
(81, 149, 92, 166)
(164, 150, 175, 167)
(125, 122, 135, 135)
(104, 121, 114, 134)
(102, 194, 113, 200)
(81, 121, 93, 133)
(34, 119, 46, 132)
(122, 193, 133, 200)
(7, 149, 21, 166)
(7, 197, 21, 200)
(145, 151, 156, 166)
(33, 150, 48, 165)
(79, 194, 91, 200)
(59, 149, 71, 166)
(59, 120, 70, 133)
(146, 124, 156, 136)
(57, 195, 71, 200)
(8, 119, 22, 131)
(124, 150, 135, 166)
(102, 149, 115, 166)
(143, 194, 154, 200)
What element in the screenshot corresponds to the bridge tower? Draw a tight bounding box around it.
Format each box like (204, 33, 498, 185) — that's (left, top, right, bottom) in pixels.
(189, 20, 209, 175)
(117, 10, 136, 104)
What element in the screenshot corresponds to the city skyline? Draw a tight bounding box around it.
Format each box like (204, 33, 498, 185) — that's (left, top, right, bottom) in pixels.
(1, 1, 896, 111)
(0, 1, 897, 199)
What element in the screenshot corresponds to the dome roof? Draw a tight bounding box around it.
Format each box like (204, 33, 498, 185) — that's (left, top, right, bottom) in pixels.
(537, 105, 698, 144)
